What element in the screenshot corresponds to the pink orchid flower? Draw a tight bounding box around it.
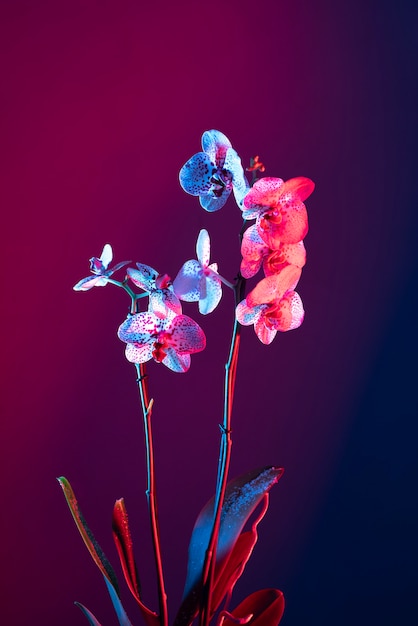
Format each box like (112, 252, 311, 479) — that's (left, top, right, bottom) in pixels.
(179, 130, 249, 212)
(118, 311, 206, 373)
(73, 244, 130, 291)
(236, 265, 304, 344)
(127, 263, 182, 320)
(173, 229, 222, 315)
(240, 224, 306, 279)
(242, 177, 314, 249)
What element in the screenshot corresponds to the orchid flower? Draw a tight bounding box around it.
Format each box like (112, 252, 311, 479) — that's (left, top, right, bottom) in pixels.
(173, 229, 222, 315)
(118, 311, 206, 373)
(240, 224, 306, 279)
(127, 264, 182, 320)
(236, 265, 304, 344)
(242, 177, 314, 249)
(179, 130, 249, 212)
(73, 244, 130, 291)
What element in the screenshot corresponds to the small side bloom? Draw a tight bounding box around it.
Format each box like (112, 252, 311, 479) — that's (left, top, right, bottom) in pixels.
(179, 130, 249, 212)
(127, 264, 182, 319)
(242, 177, 314, 249)
(236, 265, 304, 344)
(73, 244, 130, 291)
(173, 229, 222, 315)
(240, 224, 306, 279)
(118, 312, 206, 373)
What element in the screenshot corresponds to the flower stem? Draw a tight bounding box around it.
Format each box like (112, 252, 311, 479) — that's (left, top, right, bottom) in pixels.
(200, 273, 246, 626)
(135, 362, 168, 626)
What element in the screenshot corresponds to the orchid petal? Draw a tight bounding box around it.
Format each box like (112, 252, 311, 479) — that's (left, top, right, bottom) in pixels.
(246, 266, 302, 307)
(240, 225, 269, 279)
(128, 265, 159, 291)
(198, 273, 222, 315)
(263, 241, 306, 277)
(257, 201, 308, 246)
(201, 129, 231, 166)
(254, 316, 277, 345)
(170, 315, 206, 354)
(280, 176, 315, 202)
(173, 260, 202, 301)
(118, 312, 164, 344)
(125, 343, 153, 363)
(224, 148, 249, 207)
(200, 191, 231, 212)
(236, 301, 265, 326)
(243, 178, 284, 216)
(73, 275, 105, 291)
(275, 291, 305, 331)
(149, 290, 182, 320)
(179, 152, 215, 196)
(99, 244, 113, 269)
(223, 589, 285, 626)
(162, 349, 191, 373)
(196, 229, 210, 267)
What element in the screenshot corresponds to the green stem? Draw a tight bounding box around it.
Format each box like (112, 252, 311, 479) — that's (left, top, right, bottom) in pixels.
(135, 362, 168, 626)
(200, 273, 246, 626)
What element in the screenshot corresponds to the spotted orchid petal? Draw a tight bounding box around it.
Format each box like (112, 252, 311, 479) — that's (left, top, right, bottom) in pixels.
(169, 315, 206, 354)
(236, 300, 265, 326)
(273, 290, 305, 331)
(125, 342, 153, 363)
(198, 269, 222, 315)
(162, 349, 191, 373)
(224, 147, 249, 208)
(257, 200, 308, 247)
(118, 312, 166, 344)
(149, 290, 182, 319)
(199, 191, 231, 212)
(246, 265, 302, 307)
(201, 129, 231, 166)
(242, 178, 284, 220)
(240, 225, 269, 278)
(179, 152, 215, 196)
(173, 260, 202, 301)
(127, 265, 159, 291)
(254, 315, 277, 345)
(263, 240, 306, 276)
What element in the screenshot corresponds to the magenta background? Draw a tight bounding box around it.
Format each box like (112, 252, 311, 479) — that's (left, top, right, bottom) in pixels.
(1, 1, 418, 624)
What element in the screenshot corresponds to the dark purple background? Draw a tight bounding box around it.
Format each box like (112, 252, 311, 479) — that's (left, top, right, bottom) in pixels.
(2, 1, 417, 624)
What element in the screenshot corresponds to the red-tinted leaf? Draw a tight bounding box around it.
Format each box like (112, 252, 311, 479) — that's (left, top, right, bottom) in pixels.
(112, 499, 159, 626)
(57, 477, 119, 594)
(222, 589, 285, 626)
(211, 495, 270, 615)
(174, 467, 283, 626)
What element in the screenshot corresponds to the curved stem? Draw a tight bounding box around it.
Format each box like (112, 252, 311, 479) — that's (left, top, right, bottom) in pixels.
(200, 273, 246, 626)
(135, 362, 168, 626)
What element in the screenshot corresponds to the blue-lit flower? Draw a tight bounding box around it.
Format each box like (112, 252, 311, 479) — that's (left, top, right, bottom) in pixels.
(173, 229, 222, 314)
(118, 312, 206, 373)
(179, 130, 249, 212)
(73, 244, 130, 291)
(127, 264, 182, 320)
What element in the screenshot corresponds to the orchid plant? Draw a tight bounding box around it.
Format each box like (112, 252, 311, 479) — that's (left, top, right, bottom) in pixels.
(60, 129, 314, 626)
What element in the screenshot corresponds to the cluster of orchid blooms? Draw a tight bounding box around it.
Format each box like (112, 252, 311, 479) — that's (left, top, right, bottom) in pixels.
(62, 130, 314, 626)
(74, 130, 314, 371)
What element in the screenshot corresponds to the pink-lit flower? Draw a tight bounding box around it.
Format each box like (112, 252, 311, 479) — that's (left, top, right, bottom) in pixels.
(242, 177, 314, 249)
(173, 229, 222, 315)
(118, 312, 206, 373)
(127, 264, 181, 320)
(73, 244, 130, 291)
(240, 224, 306, 279)
(236, 265, 304, 344)
(179, 130, 249, 212)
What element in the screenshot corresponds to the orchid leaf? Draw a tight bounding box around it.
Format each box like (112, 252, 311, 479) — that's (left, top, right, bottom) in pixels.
(75, 602, 103, 626)
(174, 467, 283, 626)
(112, 499, 160, 626)
(222, 589, 285, 626)
(211, 495, 270, 615)
(57, 477, 119, 595)
(103, 575, 134, 626)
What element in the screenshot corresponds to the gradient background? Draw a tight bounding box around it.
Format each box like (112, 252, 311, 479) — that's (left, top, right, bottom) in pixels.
(1, 1, 418, 624)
